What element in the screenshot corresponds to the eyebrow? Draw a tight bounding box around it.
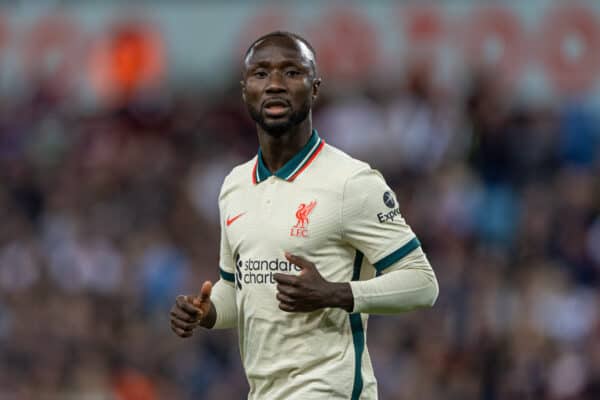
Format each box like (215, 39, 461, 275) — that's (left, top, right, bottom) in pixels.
(248, 59, 310, 69)
(246, 61, 314, 78)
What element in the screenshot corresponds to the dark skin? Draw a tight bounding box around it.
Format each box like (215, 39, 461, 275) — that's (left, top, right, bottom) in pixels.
(170, 36, 353, 338)
(274, 253, 353, 313)
(241, 36, 318, 171)
(170, 281, 215, 337)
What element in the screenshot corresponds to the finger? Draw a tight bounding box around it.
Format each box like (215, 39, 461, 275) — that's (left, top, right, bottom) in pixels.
(278, 302, 296, 312)
(186, 297, 205, 318)
(276, 292, 296, 304)
(171, 307, 197, 322)
(171, 317, 198, 331)
(284, 252, 314, 271)
(177, 296, 200, 315)
(171, 325, 193, 338)
(276, 284, 299, 297)
(273, 273, 298, 286)
(171, 320, 195, 335)
(171, 314, 196, 325)
(176, 295, 187, 306)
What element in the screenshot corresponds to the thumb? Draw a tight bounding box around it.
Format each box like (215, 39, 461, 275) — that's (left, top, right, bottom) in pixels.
(199, 280, 213, 302)
(284, 252, 312, 271)
(191, 281, 212, 308)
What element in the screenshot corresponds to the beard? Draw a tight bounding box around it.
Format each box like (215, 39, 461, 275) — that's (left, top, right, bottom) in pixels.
(247, 99, 311, 137)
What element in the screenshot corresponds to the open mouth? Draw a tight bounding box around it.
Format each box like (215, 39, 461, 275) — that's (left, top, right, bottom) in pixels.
(263, 99, 290, 118)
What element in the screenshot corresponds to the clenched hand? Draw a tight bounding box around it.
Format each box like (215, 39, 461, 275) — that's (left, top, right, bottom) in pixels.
(170, 281, 216, 337)
(273, 252, 354, 313)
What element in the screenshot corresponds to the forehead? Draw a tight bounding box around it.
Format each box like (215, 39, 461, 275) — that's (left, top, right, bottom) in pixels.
(245, 37, 314, 68)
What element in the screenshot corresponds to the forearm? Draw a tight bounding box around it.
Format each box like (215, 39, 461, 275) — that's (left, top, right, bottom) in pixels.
(207, 279, 237, 329)
(349, 247, 439, 314)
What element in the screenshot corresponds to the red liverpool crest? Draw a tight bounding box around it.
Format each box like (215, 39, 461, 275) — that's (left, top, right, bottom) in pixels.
(290, 200, 317, 237)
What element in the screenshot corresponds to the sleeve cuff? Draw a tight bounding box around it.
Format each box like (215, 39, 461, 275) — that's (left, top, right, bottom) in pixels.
(219, 267, 235, 283)
(349, 280, 366, 314)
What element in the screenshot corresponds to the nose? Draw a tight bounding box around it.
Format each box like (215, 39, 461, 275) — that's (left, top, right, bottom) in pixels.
(265, 71, 286, 94)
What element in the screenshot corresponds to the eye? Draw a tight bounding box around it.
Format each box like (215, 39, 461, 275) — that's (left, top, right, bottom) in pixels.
(253, 70, 268, 78)
(285, 70, 301, 77)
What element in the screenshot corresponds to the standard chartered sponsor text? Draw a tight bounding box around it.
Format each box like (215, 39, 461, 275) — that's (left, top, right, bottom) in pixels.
(240, 257, 302, 285)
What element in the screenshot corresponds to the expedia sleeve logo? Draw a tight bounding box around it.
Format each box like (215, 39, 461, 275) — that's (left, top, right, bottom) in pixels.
(383, 191, 396, 208)
(377, 191, 401, 223)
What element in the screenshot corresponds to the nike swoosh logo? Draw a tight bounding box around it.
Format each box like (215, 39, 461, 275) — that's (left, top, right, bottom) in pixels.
(226, 212, 246, 226)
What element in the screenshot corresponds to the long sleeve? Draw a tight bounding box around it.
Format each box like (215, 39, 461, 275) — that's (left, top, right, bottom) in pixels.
(210, 279, 238, 329)
(212, 173, 238, 329)
(349, 246, 438, 314)
(340, 167, 438, 314)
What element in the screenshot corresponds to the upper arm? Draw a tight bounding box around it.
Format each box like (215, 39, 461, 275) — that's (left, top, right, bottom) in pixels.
(341, 168, 421, 275)
(218, 180, 235, 285)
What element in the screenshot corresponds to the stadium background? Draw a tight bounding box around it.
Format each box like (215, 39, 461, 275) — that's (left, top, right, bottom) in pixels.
(1, 1, 599, 399)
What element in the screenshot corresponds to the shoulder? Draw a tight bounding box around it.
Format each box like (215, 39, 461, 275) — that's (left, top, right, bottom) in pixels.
(219, 156, 256, 201)
(317, 144, 392, 205)
(317, 143, 381, 186)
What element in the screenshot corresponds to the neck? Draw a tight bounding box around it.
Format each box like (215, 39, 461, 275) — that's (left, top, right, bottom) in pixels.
(257, 117, 313, 173)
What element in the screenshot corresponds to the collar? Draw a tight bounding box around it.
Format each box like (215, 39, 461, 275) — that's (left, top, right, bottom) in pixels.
(252, 129, 325, 184)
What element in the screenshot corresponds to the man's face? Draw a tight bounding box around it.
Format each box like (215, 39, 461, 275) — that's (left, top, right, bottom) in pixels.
(242, 38, 319, 136)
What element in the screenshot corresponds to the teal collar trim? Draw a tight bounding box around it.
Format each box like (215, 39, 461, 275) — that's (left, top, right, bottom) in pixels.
(253, 129, 323, 184)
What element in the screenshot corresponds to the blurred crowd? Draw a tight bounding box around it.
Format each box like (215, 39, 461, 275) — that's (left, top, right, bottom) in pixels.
(1, 59, 599, 400)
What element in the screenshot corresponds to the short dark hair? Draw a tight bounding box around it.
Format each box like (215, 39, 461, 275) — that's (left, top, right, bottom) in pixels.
(244, 31, 317, 72)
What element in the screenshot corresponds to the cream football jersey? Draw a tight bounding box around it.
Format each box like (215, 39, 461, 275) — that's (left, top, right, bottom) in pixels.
(217, 130, 421, 400)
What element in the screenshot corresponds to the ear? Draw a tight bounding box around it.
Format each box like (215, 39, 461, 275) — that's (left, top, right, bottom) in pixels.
(312, 78, 321, 102)
(240, 79, 247, 103)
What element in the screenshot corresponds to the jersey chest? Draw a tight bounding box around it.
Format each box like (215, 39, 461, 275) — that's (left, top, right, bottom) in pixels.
(224, 177, 341, 259)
